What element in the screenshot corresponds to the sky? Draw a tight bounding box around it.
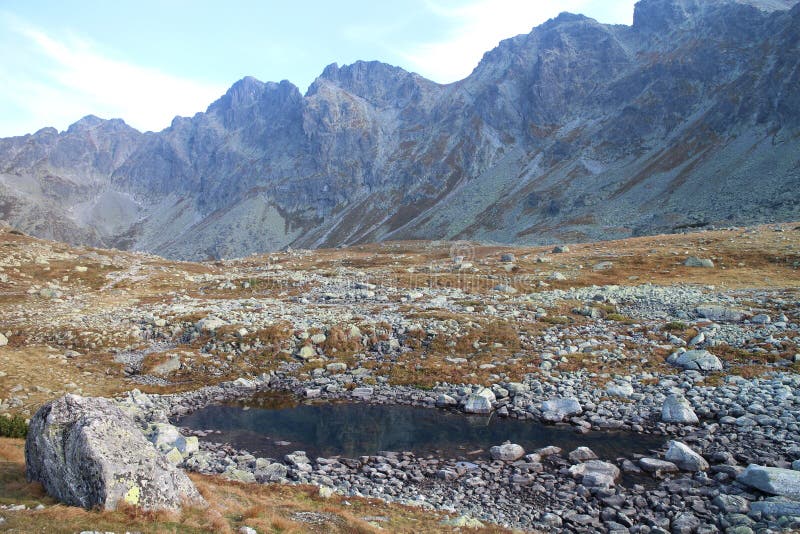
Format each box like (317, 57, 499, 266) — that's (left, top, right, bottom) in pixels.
(0, 0, 638, 137)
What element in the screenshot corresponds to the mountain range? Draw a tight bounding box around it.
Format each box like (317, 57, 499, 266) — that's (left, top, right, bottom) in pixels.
(1, 0, 799, 260)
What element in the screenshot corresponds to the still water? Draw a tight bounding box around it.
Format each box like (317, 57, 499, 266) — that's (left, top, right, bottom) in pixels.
(177, 392, 664, 461)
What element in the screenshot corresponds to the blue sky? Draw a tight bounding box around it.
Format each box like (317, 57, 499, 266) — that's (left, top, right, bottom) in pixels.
(0, 1, 637, 137)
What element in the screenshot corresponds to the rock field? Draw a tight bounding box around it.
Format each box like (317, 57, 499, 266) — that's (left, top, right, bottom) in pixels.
(1, 222, 799, 532)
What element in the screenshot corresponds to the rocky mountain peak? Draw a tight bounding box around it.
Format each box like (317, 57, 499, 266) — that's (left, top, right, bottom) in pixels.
(208, 76, 267, 112)
(632, 0, 703, 33)
(66, 116, 137, 138)
(66, 115, 106, 134)
(632, 0, 798, 33)
(308, 60, 439, 107)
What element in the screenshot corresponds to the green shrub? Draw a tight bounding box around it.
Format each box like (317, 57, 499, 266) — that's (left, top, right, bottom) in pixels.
(664, 321, 687, 332)
(606, 313, 636, 324)
(541, 315, 570, 325)
(0, 414, 28, 438)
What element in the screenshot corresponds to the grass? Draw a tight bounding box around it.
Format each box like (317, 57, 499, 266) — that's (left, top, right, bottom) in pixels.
(0, 414, 28, 438)
(605, 313, 636, 325)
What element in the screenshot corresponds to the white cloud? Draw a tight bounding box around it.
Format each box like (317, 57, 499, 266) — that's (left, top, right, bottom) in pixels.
(0, 17, 227, 137)
(402, 0, 636, 84)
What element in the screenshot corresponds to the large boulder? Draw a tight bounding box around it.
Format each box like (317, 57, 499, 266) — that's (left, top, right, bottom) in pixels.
(665, 441, 709, 471)
(661, 394, 699, 424)
(26, 394, 204, 511)
(639, 458, 679, 475)
(568, 460, 621, 488)
(695, 304, 747, 322)
(605, 381, 634, 398)
(667, 350, 723, 372)
(489, 443, 525, 462)
(464, 388, 497, 414)
(568, 447, 598, 463)
(541, 397, 582, 423)
(464, 394, 492, 414)
(737, 465, 800, 499)
(684, 257, 714, 268)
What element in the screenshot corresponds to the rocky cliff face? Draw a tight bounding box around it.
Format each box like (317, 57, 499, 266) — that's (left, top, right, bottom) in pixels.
(1, 0, 798, 259)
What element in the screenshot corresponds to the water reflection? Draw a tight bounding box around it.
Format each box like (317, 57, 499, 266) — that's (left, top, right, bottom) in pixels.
(178, 393, 664, 461)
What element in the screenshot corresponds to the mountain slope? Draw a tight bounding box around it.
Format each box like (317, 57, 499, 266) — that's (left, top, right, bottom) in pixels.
(1, 0, 799, 259)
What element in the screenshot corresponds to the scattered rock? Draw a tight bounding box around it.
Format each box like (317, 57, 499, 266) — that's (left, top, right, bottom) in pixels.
(684, 257, 714, 268)
(297, 345, 316, 360)
(605, 381, 634, 398)
(665, 440, 709, 471)
(661, 394, 699, 424)
(441, 515, 485, 528)
(464, 394, 492, 414)
(541, 397, 582, 423)
(196, 316, 226, 333)
(695, 304, 747, 322)
(489, 443, 525, 462)
(638, 458, 679, 475)
(667, 349, 723, 372)
(568, 447, 598, 463)
(568, 460, 621, 488)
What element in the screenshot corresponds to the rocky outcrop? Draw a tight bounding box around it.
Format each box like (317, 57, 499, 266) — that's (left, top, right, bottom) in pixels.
(25, 394, 204, 511)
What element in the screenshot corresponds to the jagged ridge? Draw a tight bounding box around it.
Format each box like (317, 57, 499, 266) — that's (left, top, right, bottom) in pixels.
(0, 0, 798, 259)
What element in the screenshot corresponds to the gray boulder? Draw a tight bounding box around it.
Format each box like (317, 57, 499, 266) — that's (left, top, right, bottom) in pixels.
(606, 381, 634, 398)
(639, 458, 679, 475)
(25, 394, 204, 511)
(750, 500, 800, 517)
(671, 512, 701, 534)
(668, 349, 723, 372)
(684, 256, 714, 268)
(665, 440, 709, 471)
(568, 447, 598, 463)
(541, 397, 582, 423)
(695, 304, 747, 322)
(463, 394, 492, 414)
(737, 465, 800, 499)
(489, 443, 525, 462)
(712, 494, 750, 514)
(435, 394, 457, 408)
(751, 313, 771, 324)
(568, 460, 620, 488)
(661, 394, 699, 424)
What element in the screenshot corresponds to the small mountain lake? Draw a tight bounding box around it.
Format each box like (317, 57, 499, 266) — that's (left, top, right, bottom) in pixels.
(176, 392, 665, 462)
